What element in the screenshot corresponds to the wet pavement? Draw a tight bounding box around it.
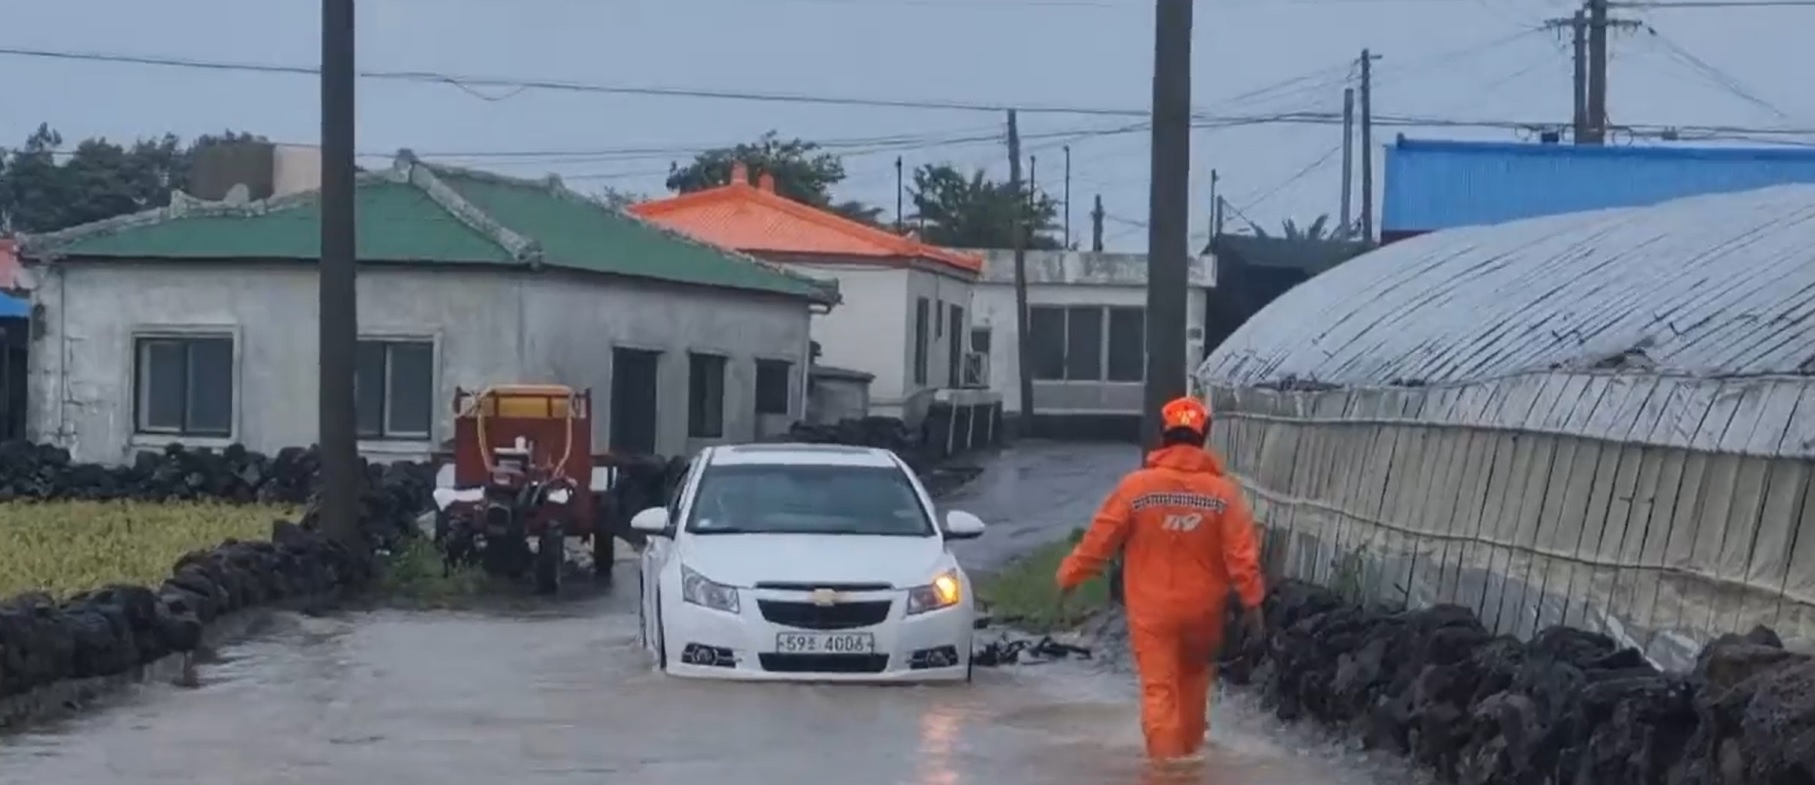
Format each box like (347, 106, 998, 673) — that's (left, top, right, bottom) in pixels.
(0, 441, 1408, 785)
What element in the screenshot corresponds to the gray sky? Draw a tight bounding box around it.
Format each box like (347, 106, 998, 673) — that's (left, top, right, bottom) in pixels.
(4, 0, 1810, 250)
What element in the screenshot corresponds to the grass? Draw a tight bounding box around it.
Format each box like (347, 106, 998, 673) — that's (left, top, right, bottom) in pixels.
(976, 528, 1113, 632)
(0, 500, 299, 598)
(377, 536, 492, 605)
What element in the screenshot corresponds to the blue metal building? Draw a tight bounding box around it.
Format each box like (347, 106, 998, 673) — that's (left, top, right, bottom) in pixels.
(1381, 137, 1815, 242)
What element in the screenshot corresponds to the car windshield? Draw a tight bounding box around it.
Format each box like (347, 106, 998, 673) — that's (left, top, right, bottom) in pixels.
(685, 463, 934, 536)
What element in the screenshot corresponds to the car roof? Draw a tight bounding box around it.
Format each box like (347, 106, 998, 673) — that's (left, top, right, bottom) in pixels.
(706, 443, 904, 468)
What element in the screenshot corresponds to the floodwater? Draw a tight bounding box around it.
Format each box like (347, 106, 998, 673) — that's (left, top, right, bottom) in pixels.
(0, 442, 1408, 785)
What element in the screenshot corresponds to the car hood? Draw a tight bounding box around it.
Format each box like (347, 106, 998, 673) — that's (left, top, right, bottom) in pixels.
(677, 533, 952, 589)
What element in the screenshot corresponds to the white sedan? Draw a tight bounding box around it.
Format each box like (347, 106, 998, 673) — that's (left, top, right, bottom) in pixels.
(630, 443, 987, 682)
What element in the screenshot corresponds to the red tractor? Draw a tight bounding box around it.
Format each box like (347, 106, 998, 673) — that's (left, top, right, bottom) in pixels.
(430, 385, 622, 594)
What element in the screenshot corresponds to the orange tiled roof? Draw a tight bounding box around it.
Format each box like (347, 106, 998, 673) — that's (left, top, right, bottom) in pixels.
(629, 164, 982, 275)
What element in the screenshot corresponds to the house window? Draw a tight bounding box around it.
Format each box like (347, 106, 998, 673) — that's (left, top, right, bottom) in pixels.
(1106, 307, 1147, 382)
(913, 297, 930, 386)
(936, 300, 945, 338)
(134, 334, 234, 436)
(754, 359, 792, 416)
(355, 339, 435, 439)
(947, 305, 965, 387)
(1028, 307, 1067, 380)
(1030, 306, 1133, 382)
(688, 352, 727, 438)
(1064, 306, 1104, 381)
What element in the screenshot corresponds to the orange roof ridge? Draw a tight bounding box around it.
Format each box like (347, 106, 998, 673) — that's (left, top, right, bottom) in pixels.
(632, 180, 982, 275)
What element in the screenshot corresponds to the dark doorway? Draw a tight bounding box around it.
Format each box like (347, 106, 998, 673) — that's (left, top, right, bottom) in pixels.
(610, 348, 661, 455)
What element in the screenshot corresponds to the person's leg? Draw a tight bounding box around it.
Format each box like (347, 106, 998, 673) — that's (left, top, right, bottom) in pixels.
(1177, 613, 1223, 753)
(1129, 617, 1191, 759)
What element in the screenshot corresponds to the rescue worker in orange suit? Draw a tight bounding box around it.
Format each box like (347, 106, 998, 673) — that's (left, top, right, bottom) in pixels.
(1055, 396, 1266, 762)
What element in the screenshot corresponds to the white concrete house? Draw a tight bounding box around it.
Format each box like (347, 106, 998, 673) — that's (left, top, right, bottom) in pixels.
(18, 149, 835, 464)
(632, 164, 994, 422)
(969, 249, 1216, 438)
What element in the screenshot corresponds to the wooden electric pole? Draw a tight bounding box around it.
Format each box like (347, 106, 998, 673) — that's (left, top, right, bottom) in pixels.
(1008, 110, 1035, 434)
(1142, 0, 1194, 447)
(320, 0, 360, 547)
(1587, 0, 1609, 143)
(1063, 145, 1073, 250)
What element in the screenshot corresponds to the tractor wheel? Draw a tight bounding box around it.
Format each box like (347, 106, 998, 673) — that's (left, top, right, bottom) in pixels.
(535, 528, 565, 596)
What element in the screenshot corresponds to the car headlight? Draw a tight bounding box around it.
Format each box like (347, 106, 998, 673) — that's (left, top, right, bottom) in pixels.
(906, 570, 963, 615)
(680, 565, 740, 614)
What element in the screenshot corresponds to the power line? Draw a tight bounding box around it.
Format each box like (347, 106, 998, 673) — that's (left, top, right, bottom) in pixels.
(6, 43, 1815, 144)
(1640, 24, 1792, 121)
(1238, 142, 1343, 214)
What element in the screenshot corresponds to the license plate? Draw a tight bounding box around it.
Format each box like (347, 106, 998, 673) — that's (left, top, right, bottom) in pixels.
(774, 632, 876, 654)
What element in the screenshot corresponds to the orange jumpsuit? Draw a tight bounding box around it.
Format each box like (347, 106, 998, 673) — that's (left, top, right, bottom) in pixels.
(1056, 424, 1264, 760)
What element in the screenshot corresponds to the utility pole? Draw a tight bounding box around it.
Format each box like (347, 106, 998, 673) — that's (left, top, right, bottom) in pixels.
(1091, 194, 1105, 252)
(1063, 145, 1073, 250)
(1572, 10, 1589, 142)
(1008, 110, 1035, 434)
(1359, 49, 1378, 243)
(1029, 155, 1038, 213)
(894, 156, 904, 232)
(1143, 0, 1193, 447)
(1207, 169, 1219, 241)
(1340, 87, 1354, 238)
(1214, 196, 1225, 237)
(319, 0, 360, 548)
(1587, 0, 1609, 143)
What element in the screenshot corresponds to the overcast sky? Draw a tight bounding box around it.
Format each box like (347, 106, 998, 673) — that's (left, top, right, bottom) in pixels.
(3, 0, 1810, 250)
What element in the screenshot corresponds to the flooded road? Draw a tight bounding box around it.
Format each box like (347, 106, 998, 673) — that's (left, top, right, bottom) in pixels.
(0, 442, 1405, 785)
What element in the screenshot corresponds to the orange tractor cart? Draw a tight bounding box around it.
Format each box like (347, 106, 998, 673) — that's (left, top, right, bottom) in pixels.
(431, 385, 622, 594)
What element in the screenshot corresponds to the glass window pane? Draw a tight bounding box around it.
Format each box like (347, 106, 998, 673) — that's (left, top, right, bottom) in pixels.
(185, 337, 234, 435)
(1107, 307, 1146, 382)
(1028, 307, 1067, 381)
(969, 328, 991, 354)
(138, 339, 186, 431)
(386, 342, 435, 437)
(755, 359, 791, 415)
(1064, 307, 1103, 381)
(354, 341, 387, 437)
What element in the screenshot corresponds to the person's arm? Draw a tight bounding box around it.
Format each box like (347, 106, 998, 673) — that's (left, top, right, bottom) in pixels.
(1221, 486, 1266, 609)
(1055, 479, 1136, 591)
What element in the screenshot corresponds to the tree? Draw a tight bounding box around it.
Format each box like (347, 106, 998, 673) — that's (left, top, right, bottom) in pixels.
(1249, 214, 1337, 241)
(665, 131, 882, 225)
(595, 186, 648, 211)
(0, 125, 268, 233)
(907, 163, 1061, 250)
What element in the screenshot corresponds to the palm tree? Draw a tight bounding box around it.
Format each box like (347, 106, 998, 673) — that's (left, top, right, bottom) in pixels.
(1248, 213, 1338, 241)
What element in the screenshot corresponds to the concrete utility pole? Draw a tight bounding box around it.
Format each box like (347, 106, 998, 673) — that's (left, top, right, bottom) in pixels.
(1063, 145, 1073, 250)
(1008, 110, 1035, 433)
(1091, 194, 1105, 252)
(1587, 0, 1609, 143)
(319, 0, 360, 546)
(1207, 169, 1219, 241)
(1358, 49, 1378, 243)
(894, 156, 905, 231)
(1142, 0, 1194, 447)
(1340, 87, 1354, 237)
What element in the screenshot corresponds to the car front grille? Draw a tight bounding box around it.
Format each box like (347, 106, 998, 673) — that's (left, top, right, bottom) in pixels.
(757, 599, 892, 630)
(758, 653, 890, 673)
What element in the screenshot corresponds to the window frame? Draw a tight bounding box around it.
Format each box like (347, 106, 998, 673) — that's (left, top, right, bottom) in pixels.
(688, 351, 729, 439)
(354, 337, 437, 441)
(912, 297, 930, 386)
(753, 357, 793, 417)
(132, 331, 238, 438)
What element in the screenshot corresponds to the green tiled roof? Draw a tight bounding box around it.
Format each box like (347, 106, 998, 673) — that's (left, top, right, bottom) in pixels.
(21, 152, 833, 303)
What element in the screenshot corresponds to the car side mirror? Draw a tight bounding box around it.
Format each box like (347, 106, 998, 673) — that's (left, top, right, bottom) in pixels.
(630, 507, 671, 535)
(944, 510, 986, 540)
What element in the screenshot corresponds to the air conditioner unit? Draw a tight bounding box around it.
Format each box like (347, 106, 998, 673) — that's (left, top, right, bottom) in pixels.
(961, 351, 990, 388)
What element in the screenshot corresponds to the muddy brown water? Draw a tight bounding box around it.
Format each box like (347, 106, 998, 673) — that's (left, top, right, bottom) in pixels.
(0, 443, 1410, 785)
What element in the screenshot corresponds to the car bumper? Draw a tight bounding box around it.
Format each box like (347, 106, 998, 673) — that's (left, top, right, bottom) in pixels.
(661, 593, 972, 683)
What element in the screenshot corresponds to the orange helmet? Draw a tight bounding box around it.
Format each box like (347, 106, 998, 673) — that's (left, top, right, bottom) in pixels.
(1161, 396, 1211, 435)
